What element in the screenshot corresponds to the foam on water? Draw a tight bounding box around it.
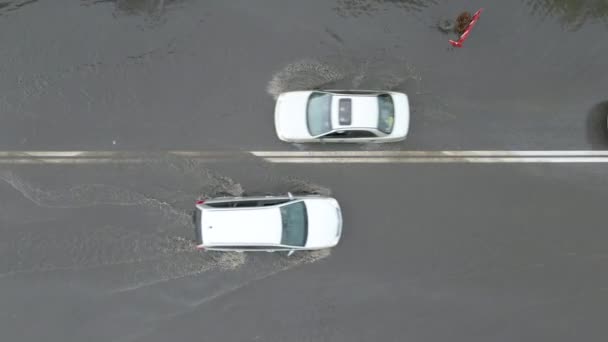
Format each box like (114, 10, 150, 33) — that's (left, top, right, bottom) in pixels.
(0, 171, 155, 208)
(152, 249, 332, 312)
(350, 55, 422, 92)
(109, 251, 247, 293)
(0, 169, 192, 228)
(100, 249, 332, 342)
(267, 59, 346, 99)
(267, 55, 422, 100)
(279, 176, 333, 197)
(0, 168, 242, 279)
(333, 0, 438, 18)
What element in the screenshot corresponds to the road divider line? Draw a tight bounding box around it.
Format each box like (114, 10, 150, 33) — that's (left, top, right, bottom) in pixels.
(0, 158, 150, 164)
(0, 158, 231, 164)
(1, 151, 608, 164)
(250, 151, 608, 157)
(261, 157, 608, 163)
(0, 151, 241, 158)
(168, 151, 248, 157)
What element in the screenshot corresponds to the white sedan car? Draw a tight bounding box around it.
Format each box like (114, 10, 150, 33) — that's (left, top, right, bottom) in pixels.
(274, 90, 410, 143)
(194, 193, 342, 254)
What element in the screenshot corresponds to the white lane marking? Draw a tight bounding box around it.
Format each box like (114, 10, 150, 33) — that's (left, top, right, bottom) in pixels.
(0, 158, 143, 164)
(168, 151, 245, 156)
(23, 151, 85, 157)
(0, 150, 607, 157)
(0, 151, 87, 157)
(0, 158, 229, 164)
(0, 151, 113, 157)
(0, 151, 608, 164)
(250, 151, 608, 157)
(0, 151, 236, 157)
(262, 157, 608, 163)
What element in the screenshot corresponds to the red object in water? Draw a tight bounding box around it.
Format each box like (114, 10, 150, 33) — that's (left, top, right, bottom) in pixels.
(449, 8, 483, 48)
(196, 199, 205, 205)
(449, 39, 463, 48)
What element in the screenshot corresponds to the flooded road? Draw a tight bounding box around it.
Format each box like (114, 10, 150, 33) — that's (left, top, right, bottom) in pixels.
(0, 157, 332, 341)
(0, 0, 606, 150)
(1, 0, 608, 341)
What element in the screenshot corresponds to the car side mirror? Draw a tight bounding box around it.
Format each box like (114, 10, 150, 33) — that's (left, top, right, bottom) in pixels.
(287, 250, 295, 256)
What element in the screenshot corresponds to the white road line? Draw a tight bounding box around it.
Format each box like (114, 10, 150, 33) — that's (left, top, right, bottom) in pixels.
(0, 158, 229, 164)
(0, 150, 607, 157)
(0, 151, 607, 164)
(262, 157, 608, 163)
(250, 151, 608, 157)
(168, 151, 247, 157)
(0, 151, 238, 158)
(0, 158, 145, 164)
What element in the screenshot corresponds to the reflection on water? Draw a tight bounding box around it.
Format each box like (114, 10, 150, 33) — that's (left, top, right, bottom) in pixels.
(0, 0, 38, 15)
(333, 0, 438, 17)
(0, 0, 185, 20)
(524, 0, 608, 29)
(81, 0, 184, 17)
(586, 101, 608, 149)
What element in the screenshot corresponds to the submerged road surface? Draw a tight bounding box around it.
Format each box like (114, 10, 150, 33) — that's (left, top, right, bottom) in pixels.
(1, 160, 607, 342)
(1, 0, 607, 341)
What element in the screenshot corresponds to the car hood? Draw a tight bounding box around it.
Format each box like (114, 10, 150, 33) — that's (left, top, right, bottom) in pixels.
(274, 91, 314, 141)
(304, 198, 342, 248)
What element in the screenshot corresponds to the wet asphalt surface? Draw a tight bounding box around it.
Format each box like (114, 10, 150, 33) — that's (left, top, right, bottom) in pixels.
(1, 0, 608, 341)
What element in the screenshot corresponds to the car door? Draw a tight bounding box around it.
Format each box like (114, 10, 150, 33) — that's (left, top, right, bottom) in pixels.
(223, 196, 279, 208)
(320, 129, 380, 143)
(257, 197, 291, 207)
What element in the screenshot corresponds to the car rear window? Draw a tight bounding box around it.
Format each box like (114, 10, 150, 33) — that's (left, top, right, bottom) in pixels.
(377, 94, 395, 134)
(280, 201, 308, 247)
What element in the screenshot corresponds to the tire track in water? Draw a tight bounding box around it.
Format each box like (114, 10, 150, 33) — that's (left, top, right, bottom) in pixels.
(98, 250, 331, 342)
(0, 158, 333, 293)
(267, 54, 423, 100)
(0, 167, 241, 281)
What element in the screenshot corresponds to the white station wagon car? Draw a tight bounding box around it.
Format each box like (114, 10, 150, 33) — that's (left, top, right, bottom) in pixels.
(274, 90, 410, 143)
(194, 193, 342, 254)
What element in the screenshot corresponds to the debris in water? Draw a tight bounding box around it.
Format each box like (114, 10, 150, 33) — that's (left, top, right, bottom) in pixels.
(455, 11, 472, 35)
(449, 8, 484, 48)
(437, 18, 455, 33)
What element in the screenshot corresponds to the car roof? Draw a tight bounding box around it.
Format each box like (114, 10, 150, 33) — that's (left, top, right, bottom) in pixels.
(200, 206, 282, 246)
(331, 94, 379, 130)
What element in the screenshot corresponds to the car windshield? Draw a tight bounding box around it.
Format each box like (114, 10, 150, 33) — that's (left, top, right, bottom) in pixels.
(280, 201, 308, 247)
(377, 94, 395, 134)
(306, 92, 332, 136)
